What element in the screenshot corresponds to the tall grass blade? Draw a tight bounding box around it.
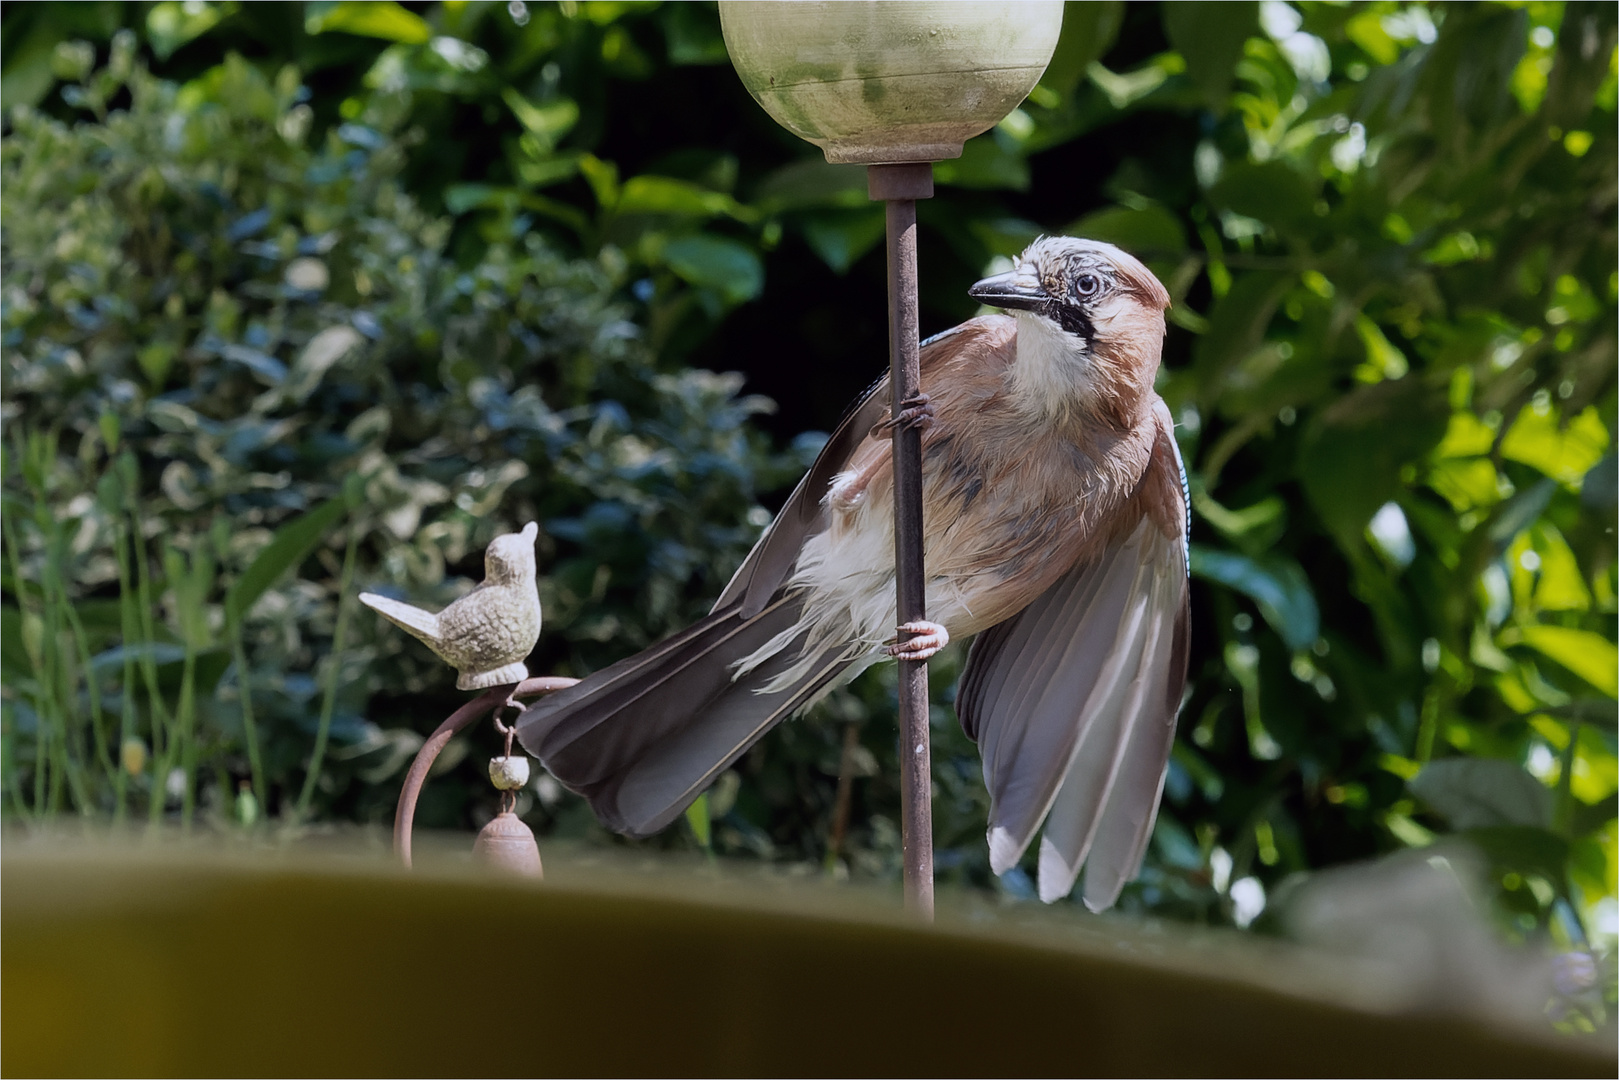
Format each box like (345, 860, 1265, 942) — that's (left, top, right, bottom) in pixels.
(225, 496, 348, 623)
(294, 525, 360, 821)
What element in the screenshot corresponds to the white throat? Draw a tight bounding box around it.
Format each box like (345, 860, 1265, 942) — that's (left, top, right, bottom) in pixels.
(1009, 311, 1098, 421)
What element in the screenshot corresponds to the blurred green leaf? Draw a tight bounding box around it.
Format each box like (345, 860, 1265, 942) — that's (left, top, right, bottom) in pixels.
(685, 790, 711, 848)
(1069, 203, 1186, 258)
(0, 19, 59, 109)
(225, 497, 349, 624)
(1411, 759, 1552, 830)
(663, 1, 729, 66)
(934, 135, 1030, 192)
(1209, 161, 1315, 231)
(1191, 272, 1291, 401)
(0, 606, 30, 682)
(145, 2, 229, 61)
(754, 159, 867, 211)
(661, 234, 763, 304)
(1190, 545, 1320, 651)
(1162, 1, 1257, 108)
(1461, 825, 1570, 885)
(1298, 379, 1449, 545)
(1040, 1, 1125, 97)
(1192, 490, 1286, 556)
(799, 209, 886, 275)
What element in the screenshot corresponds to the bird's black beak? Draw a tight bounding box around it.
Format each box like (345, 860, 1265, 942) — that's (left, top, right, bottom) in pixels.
(967, 269, 1047, 313)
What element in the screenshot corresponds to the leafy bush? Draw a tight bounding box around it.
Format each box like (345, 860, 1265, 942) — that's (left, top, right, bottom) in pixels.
(0, 40, 802, 828)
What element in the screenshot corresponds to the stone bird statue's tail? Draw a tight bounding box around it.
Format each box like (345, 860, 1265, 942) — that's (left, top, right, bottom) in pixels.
(357, 593, 442, 648)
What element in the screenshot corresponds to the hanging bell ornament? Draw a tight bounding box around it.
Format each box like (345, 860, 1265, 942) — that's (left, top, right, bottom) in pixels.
(473, 727, 542, 877)
(473, 809, 543, 878)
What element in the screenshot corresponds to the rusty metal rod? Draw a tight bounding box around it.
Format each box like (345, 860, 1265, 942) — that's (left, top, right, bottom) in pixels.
(393, 675, 578, 868)
(871, 162, 935, 919)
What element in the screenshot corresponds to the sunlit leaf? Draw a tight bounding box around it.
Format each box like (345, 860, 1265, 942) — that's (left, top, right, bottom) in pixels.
(685, 790, 711, 848)
(1426, 458, 1503, 511)
(615, 176, 751, 221)
(1344, 11, 1400, 65)
(304, 1, 431, 44)
(502, 88, 579, 151)
(1087, 53, 1185, 110)
(1531, 524, 1592, 613)
(1516, 626, 1618, 698)
(1433, 411, 1497, 459)
(1353, 316, 1409, 382)
(1500, 404, 1610, 486)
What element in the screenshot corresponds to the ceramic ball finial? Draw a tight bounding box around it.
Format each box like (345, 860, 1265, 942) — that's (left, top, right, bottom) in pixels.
(360, 522, 542, 690)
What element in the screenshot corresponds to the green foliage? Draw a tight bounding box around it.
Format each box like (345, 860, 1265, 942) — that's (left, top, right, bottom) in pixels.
(2, 4, 1616, 1019)
(1, 42, 800, 827)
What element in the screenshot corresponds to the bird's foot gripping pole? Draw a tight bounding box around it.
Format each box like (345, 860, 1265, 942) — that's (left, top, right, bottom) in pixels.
(886, 620, 950, 662)
(869, 162, 936, 920)
(869, 393, 935, 439)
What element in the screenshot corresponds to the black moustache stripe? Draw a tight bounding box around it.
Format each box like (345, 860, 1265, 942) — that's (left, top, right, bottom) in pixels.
(1050, 301, 1094, 341)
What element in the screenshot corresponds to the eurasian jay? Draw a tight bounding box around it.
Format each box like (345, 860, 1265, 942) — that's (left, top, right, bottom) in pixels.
(517, 236, 1191, 909)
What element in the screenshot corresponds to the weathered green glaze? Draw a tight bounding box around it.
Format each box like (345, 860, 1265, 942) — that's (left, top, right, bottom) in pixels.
(719, 1, 1064, 164)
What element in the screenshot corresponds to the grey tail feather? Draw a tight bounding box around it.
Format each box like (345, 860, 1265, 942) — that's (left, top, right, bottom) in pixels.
(516, 595, 852, 837)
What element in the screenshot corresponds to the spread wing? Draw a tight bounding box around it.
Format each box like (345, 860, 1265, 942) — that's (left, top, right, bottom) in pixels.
(957, 402, 1190, 910)
(713, 321, 984, 619)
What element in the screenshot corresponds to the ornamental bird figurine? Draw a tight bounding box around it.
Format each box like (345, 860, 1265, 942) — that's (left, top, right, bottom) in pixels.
(517, 237, 1190, 910)
(361, 522, 542, 691)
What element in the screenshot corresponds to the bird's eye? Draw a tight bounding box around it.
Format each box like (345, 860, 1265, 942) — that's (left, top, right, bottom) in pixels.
(1074, 272, 1101, 298)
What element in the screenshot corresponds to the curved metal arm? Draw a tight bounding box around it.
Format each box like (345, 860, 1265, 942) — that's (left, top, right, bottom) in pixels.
(393, 676, 579, 868)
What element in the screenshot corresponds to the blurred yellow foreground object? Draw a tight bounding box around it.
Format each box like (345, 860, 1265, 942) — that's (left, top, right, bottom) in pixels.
(3, 834, 1612, 1078)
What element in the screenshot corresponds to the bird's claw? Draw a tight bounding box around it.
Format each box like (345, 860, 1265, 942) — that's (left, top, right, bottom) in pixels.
(870, 394, 935, 439)
(884, 620, 950, 661)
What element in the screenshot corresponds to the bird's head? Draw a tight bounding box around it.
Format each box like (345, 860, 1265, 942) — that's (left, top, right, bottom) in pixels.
(969, 237, 1170, 424)
(485, 521, 539, 584)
